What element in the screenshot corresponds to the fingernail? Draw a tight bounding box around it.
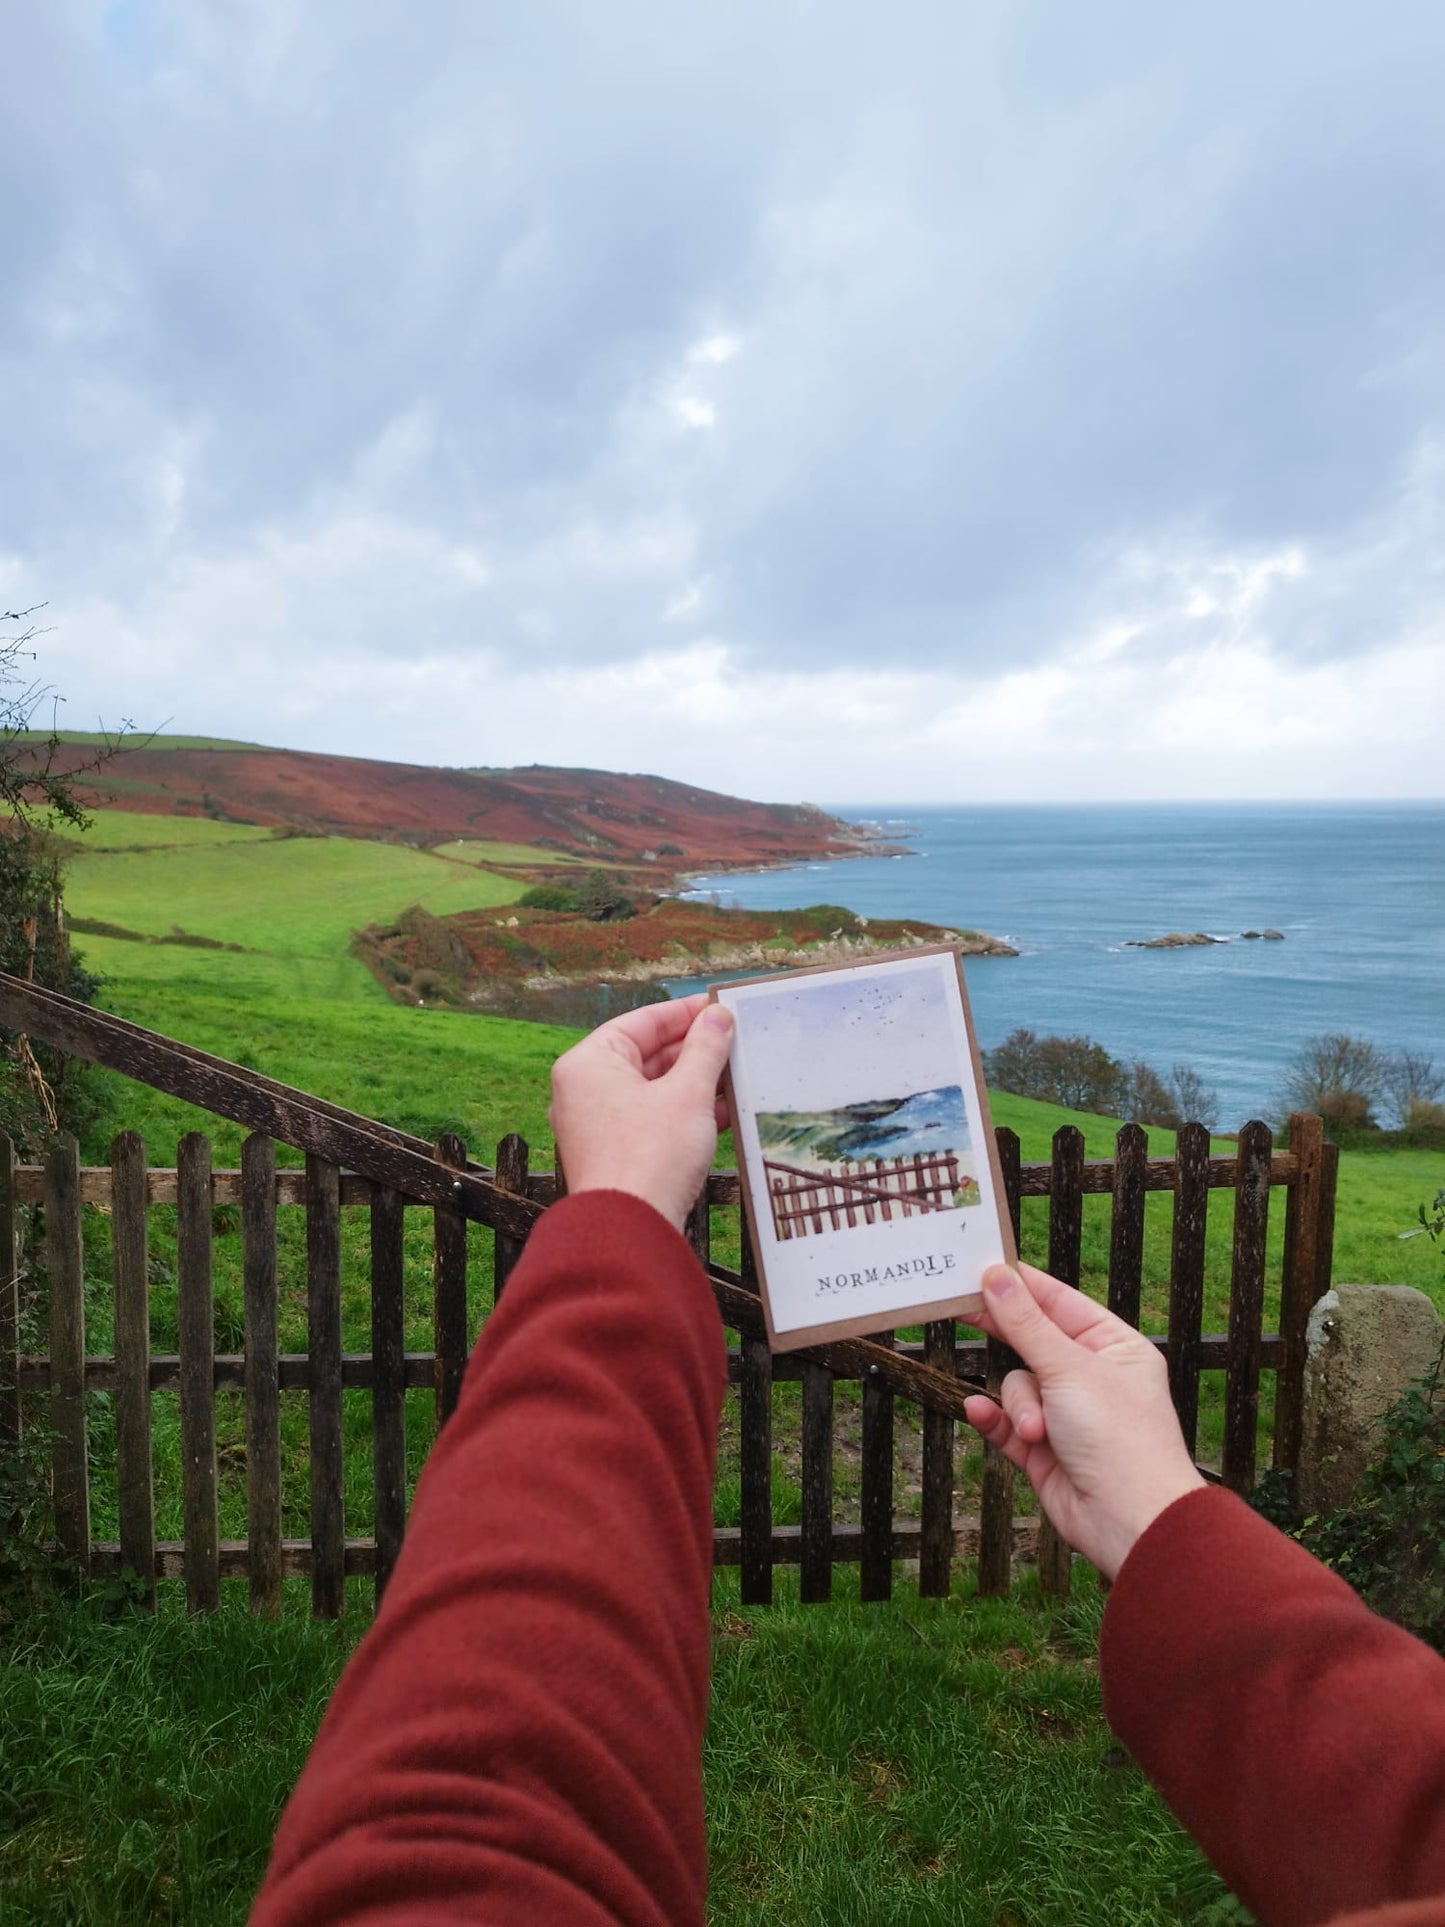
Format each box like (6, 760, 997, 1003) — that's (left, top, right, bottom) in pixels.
(982, 1264, 1018, 1298)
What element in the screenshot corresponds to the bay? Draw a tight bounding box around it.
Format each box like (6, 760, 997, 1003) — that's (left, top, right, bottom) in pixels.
(679, 802, 1444, 1129)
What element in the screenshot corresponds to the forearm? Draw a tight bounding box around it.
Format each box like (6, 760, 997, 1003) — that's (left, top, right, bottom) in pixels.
(251, 1191, 726, 1927)
(1102, 1488, 1445, 1925)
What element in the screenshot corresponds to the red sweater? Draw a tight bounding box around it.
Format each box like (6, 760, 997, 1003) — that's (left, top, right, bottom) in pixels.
(251, 1193, 1445, 1927)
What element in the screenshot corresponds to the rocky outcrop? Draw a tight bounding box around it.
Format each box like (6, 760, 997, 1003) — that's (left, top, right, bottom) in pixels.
(1125, 931, 1225, 948)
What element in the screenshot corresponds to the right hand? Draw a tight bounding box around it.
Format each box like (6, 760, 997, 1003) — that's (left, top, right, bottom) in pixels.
(962, 1262, 1205, 1580)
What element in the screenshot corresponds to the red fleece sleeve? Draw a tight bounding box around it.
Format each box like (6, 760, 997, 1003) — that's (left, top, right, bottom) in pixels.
(1101, 1487, 1445, 1927)
(249, 1190, 726, 1927)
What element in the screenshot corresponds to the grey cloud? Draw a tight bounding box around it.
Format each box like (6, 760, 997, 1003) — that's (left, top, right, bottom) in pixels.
(2, 0, 1443, 697)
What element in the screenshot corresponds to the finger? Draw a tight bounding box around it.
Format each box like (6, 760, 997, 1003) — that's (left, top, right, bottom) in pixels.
(976, 1265, 1081, 1382)
(962, 1394, 1032, 1476)
(1000, 1367, 1047, 1445)
(1013, 1262, 1132, 1349)
(665, 1001, 735, 1102)
(591, 994, 712, 1068)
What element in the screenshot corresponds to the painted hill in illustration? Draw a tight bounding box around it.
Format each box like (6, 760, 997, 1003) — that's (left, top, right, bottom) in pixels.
(39, 734, 888, 872)
(755, 1086, 974, 1167)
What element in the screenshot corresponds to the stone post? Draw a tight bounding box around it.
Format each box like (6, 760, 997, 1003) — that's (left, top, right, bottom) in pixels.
(1298, 1284, 1445, 1515)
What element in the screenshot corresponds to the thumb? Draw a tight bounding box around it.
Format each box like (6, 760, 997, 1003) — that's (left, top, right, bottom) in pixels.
(978, 1265, 1078, 1383)
(669, 1001, 735, 1101)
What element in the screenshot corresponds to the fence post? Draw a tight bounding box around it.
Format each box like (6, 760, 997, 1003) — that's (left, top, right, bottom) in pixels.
(918, 1319, 956, 1596)
(112, 1130, 155, 1608)
(800, 1362, 834, 1603)
(243, 1133, 282, 1617)
(978, 1127, 1021, 1596)
(1274, 1113, 1324, 1472)
(1, 1135, 19, 1447)
(1222, 1121, 1272, 1492)
(46, 1132, 89, 1578)
(307, 1153, 344, 1619)
(178, 1132, 218, 1613)
(433, 1134, 469, 1425)
(492, 1134, 530, 1301)
(738, 1221, 773, 1607)
(859, 1327, 895, 1602)
(1037, 1126, 1084, 1595)
(1167, 1122, 1211, 1457)
(1108, 1123, 1147, 1330)
(371, 1182, 407, 1605)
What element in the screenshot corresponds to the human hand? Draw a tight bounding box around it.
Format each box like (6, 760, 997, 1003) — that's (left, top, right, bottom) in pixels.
(548, 993, 735, 1234)
(962, 1263, 1205, 1580)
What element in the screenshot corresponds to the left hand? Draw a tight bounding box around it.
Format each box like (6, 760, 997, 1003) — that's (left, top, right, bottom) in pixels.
(548, 994, 735, 1232)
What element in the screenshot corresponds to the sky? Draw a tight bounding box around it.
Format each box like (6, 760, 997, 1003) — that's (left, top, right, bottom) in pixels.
(4, 0, 1444, 804)
(721, 960, 968, 1116)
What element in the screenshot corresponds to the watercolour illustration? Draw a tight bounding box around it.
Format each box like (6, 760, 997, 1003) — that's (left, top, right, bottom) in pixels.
(715, 946, 1015, 1350)
(755, 1085, 981, 1241)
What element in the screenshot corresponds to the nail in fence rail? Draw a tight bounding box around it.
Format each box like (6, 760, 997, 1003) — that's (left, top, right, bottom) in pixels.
(2, 1101, 1336, 1615)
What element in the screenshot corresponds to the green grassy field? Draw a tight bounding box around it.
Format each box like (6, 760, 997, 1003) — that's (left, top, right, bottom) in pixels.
(5, 821, 1440, 1924)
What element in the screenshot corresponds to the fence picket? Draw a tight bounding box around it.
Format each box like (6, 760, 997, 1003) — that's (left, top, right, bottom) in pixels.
(978, 1127, 1023, 1596)
(1223, 1121, 1272, 1491)
(738, 1220, 773, 1607)
(242, 1134, 282, 1616)
(1108, 1123, 1147, 1329)
(492, 1134, 530, 1302)
(177, 1133, 218, 1612)
(1, 1136, 19, 1446)
(432, 1134, 469, 1426)
(371, 1183, 407, 1603)
(859, 1328, 895, 1602)
(46, 1133, 89, 1576)
(112, 1131, 155, 1607)
(1168, 1122, 1212, 1456)
(307, 1154, 345, 1618)
(919, 1318, 955, 1597)
(800, 1362, 834, 1602)
(1274, 1112, 1324, 1472)
(1037, 1126, 1085, 1595)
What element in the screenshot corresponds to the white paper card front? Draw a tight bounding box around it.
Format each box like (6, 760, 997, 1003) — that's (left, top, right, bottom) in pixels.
(717, 951, 1009, 1339)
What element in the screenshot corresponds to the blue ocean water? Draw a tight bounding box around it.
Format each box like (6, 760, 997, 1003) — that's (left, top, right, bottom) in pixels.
(681, 803, 1445, 1129)
(757, 1086, 972, 1165)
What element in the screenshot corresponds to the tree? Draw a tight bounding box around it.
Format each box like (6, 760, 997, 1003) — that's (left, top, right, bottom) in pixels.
(0, 605, 136, 1150)
(1383, 1051, 1445, 1130)
(1165, 1063, 1220, 1132)
(1279, 1033, 1387, 1136)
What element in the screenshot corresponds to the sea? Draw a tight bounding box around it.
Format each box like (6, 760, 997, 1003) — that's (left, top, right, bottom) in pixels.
(677, 803, 1444, 1130)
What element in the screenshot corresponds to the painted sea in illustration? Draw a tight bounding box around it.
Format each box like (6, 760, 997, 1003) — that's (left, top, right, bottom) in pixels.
(755, 1084, 972, 1169)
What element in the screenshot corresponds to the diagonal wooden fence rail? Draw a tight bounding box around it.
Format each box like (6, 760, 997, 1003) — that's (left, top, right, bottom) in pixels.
(0, 972, 1337, 1614)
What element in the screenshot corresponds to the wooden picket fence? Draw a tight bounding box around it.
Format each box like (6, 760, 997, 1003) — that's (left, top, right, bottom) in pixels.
(764, 1150, 969, 1238)
(0, 972, 1338, 1615)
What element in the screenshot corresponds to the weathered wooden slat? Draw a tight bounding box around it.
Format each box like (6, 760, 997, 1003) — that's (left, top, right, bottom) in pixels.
(1273, 1112, 1324, 1472)
(684, 1188, 710, 1268)
(859, 1329, 895, 1602)
(46, 1134, 89, 1575)
(919, 1319, 956, 1596)
(177, 1133, 218, 1612)
(1, 1135, 19, 1445)
(371, 1185, 407, 1604)
(1222, 1121, 1272, 1492)
(799, 1361, 834, 1603)
(85, 1513, 1047, 1580)
(112, 1131, 155, 1607)
(242, 1134, 282, 1617)
(738, 1336, 773, 1607)
(1037, 1127, 1085, 1596)
(307, 1154, 345, 1619)
(432, 1134, 469, 1426)
(978, 1127, 1023, 1597)
(1168, 1122, 1212, 1456)
(1317, 1140, 1340, 1298)
(1108, 1123, 1148, 1329)
(492, 1134, 530, 1301)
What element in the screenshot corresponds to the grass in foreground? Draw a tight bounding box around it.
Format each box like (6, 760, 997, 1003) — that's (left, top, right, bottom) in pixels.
(0, 1571, 1239, 1926)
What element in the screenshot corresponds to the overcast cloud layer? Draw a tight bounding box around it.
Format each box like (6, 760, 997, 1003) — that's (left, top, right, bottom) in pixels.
(4, 0, 1444, 801)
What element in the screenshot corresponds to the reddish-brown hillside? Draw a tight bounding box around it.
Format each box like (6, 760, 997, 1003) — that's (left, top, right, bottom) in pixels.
(49, 738, 891, 871)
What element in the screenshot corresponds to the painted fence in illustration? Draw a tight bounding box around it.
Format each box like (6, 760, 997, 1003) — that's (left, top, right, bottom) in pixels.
(764, 1151, 970, 1239)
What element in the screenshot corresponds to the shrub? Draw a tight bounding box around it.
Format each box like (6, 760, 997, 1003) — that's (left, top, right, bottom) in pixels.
(1279, 1033, 1386, 1136)
(518, 884, 584, 913)
(1293, 1346, 1445, 1651)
